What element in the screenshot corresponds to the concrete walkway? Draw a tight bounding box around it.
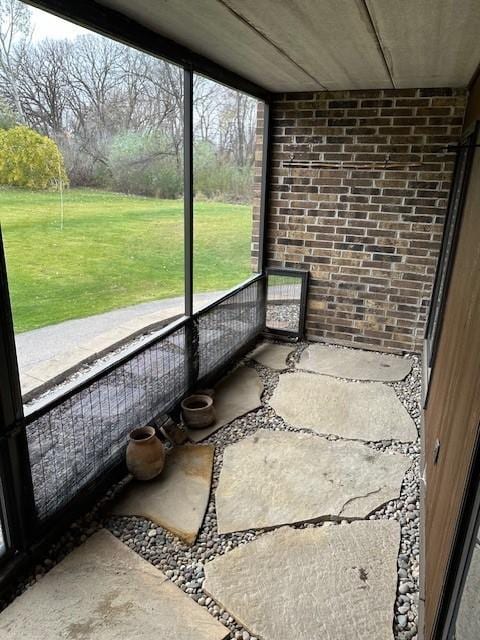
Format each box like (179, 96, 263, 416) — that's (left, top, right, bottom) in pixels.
(16, 291, 226, 399)
(16, 282, 298, 400)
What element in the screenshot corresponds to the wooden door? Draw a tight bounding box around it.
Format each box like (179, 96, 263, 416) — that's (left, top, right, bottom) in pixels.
(423, 131, 480, 638)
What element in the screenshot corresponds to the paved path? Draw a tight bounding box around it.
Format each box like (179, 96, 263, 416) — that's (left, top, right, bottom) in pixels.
(16, 282, 299, 400)
(16, 291, 227, 398)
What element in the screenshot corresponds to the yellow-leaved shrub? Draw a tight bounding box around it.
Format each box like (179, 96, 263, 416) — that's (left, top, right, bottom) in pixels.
(0, 126, 68, 190)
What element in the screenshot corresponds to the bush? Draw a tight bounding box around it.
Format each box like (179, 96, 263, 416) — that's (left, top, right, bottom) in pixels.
(0, 126, 68, 189)
(59, 136, 104, 188)
(193, 141, 253, 203)
(108, 131, 183, 198)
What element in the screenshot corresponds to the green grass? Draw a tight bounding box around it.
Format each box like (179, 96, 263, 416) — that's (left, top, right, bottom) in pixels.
(0, 187, 253, 333)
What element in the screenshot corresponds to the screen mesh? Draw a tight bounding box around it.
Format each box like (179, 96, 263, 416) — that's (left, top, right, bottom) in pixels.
(198, 280, 263, 379)
(26, 326, 187, 521)
(25, 277, 265, 523)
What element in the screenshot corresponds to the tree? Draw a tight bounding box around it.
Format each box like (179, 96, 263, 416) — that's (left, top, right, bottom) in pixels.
(0, 11, 259, 199)
(0, 125, 68, 189)
(0, 0, 31, 122)
(108, 130, 181, 198)
(16, 38, 69, 135)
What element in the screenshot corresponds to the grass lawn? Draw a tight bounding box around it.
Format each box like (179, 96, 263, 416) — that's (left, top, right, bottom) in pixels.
(0, 187, 253, 333)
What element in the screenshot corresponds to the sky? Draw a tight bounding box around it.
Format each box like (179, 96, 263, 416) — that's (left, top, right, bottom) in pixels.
(29, 5, 91, 41)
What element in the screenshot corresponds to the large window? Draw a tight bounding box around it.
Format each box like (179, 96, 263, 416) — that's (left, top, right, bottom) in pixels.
(0, 1, 184, 398)
(0, 1, 267, 401)
(192, 74, 263, 311)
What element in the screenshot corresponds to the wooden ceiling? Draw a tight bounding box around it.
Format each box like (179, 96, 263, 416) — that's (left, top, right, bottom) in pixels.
(36, 0, 480, 92)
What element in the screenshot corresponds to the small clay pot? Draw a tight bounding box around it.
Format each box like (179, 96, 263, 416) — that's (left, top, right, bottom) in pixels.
(126, 426, 165, 481)
(181, 394, 216, 429)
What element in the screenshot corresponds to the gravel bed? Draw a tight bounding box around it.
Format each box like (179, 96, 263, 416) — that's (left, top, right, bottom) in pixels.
(266, 302, 300, 332)
(1, 340, 421, 640)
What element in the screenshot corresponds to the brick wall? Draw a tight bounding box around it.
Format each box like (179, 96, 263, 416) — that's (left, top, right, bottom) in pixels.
(265, 88, 467, 353)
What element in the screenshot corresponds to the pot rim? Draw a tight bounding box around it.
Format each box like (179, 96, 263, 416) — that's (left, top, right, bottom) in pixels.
(129, 425, 156, 443)
(181, 394, 213, 411)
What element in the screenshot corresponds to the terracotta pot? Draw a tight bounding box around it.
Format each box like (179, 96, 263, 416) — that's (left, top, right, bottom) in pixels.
(181, 394, 216, 429)
(126, 426, 165, 481)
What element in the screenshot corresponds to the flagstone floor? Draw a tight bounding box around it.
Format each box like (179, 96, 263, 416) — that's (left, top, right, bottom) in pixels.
(0, 340, 421, 640)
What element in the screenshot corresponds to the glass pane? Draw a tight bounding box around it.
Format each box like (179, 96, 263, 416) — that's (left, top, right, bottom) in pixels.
(0, 1, 183, 400)
(454, 523, 480, 639)
(192, 74, 263, 311)
(266, 274, 302, 334)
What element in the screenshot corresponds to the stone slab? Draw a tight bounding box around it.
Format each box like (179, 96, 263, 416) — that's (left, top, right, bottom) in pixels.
(204, 520, 400, 640)
(0, 529, 228, 640)
(248, 342, 294, 370)
(269, 371, 417, 442)
(187, 366, 263, 442)
(216, 429, 410, 533)
(112, 444, 214, 544)
(300, 344, 412, 381)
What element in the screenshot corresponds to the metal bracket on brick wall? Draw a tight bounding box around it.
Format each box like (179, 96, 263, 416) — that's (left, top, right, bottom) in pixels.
(282, 140, 462, 171)
(284, 153, 422, 171)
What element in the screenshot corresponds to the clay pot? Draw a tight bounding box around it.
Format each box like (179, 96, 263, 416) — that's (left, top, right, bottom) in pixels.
(126, 426, 165, 481)
(181, 394, 216, 429)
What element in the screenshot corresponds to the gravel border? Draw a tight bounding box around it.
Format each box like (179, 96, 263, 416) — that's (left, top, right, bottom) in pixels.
(1, 340, 421, 640)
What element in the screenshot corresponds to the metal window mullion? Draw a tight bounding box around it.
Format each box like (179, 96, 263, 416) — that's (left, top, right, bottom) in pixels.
(258, 101, 271, 275)
(183, 67, 198, 390)
(257, 102, 272, 332)
(0, 230, 36, 553)
(184, 66, 194, 318)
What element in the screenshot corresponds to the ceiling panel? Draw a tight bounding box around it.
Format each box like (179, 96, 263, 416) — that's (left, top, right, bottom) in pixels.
(366, 0, 480, 88)
(98, 0, 320, 92)
(221, 0, 393, 90)
(96, 0, 480, 92)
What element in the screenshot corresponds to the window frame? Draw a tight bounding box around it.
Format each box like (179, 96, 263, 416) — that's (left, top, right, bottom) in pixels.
(423, 122, 479, 402)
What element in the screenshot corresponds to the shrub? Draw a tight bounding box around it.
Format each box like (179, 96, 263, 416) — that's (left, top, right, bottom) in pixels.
(59, 136, 104, 188)
(108, 131, 183, 198)
(0, 126, 68, 189)
(193, 141, 253, 203)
